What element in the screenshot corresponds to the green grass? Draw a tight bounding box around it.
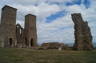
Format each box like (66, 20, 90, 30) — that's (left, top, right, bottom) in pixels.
(0, 48, 96, 63)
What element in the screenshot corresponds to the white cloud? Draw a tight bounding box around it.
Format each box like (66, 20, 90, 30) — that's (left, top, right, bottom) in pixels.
(37, 0, 96, 44)
(14, 0, 73, 4)
(37, 14, 74, 44)
(11, 2, 61, 22)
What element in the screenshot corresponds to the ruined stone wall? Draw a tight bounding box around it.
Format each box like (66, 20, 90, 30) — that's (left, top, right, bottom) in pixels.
(71, 13, 93, 50)
(16, 24, 24, 48)
(0, 5, 17, 47)
(24, 14, 37, 47)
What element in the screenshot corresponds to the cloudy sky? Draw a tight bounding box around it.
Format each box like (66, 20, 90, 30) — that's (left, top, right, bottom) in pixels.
(0, 0, 96, 45)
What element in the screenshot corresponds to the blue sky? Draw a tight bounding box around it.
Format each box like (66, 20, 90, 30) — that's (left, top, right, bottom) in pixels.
(0, 0, 96, 45)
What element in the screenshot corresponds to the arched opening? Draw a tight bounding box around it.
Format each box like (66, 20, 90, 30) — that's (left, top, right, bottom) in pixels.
(25, 38, 28, 46)
(9, 38, 12, 46)
(30, 38, 33, 47)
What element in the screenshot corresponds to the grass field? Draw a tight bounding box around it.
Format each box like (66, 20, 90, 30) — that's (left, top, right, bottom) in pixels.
(0, 48, 96, 63)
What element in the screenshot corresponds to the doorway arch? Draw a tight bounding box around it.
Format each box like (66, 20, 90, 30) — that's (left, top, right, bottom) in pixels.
(9, 38, 12, 46)
(30, 38, 33, 47)
(25, 38, 28, 46)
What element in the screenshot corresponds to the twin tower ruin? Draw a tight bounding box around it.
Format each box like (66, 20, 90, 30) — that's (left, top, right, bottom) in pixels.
(0, 5, 93, 50)
(0, 5, 37, 48)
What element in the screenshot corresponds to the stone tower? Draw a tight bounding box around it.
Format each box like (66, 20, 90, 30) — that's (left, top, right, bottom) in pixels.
(71, 13, 93, 50)
(0, 5, 17, 47)
(24, 14, 37, 47)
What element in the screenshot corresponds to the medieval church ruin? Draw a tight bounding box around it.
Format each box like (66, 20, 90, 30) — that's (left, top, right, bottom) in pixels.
(0, 5, 37, 48)
(0, 5, 93, 50)
(71, 13, 93, 50)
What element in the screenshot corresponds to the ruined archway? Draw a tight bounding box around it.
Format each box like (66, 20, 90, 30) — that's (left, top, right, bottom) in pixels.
(25, 38, 28, 46)
(16, 24, 24, 47)
(9, 38, 12, 46)
(30, 38, 33, 47)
